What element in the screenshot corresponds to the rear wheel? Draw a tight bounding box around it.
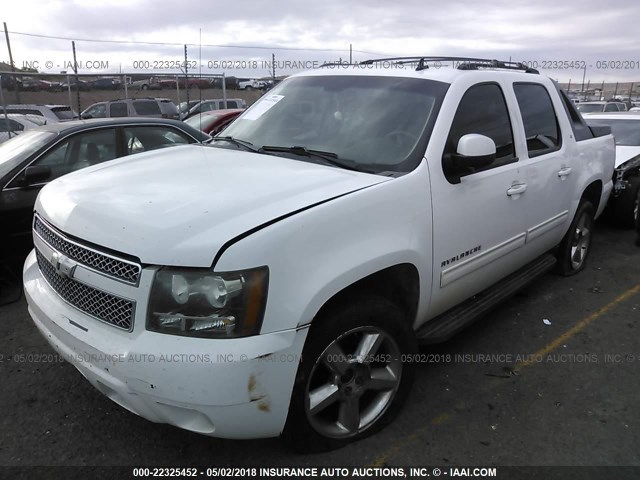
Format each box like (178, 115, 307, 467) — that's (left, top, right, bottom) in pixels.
(282, 296, 416, 452)
(613, 177, 640, 228)
(557, 200, 595, 276)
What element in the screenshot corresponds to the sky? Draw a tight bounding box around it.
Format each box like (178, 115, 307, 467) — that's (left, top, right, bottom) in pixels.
(1, 0, 640, 85)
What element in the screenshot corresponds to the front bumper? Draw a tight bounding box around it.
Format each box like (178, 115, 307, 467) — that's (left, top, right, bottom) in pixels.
(23, 249, 308, 439)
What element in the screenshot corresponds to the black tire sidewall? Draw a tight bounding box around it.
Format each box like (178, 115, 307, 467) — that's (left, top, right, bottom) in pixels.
(282, 296, 417, 452)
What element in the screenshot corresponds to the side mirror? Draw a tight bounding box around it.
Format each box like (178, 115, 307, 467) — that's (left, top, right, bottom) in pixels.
(444, 134, 496, 184)
(22, 165, 52, 185)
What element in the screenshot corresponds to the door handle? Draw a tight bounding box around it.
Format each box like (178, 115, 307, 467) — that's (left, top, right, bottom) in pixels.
(558, 167, 572, 178)
(507, 183, 527, 197)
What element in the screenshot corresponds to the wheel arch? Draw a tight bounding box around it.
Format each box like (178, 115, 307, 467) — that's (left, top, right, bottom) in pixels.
(311, 263, 420, 332)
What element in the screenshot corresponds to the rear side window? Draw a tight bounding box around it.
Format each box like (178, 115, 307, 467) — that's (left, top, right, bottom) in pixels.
(444, 83, 515, 176)
(51, 107, 75, 120)
(604, 103, 618, 112)
(7, 108, 42, 116)
(556, 88, 593, 142)
(226, 100, 239, 108)
(133, 100, 161, 116)
(110, 102, 128, 117)
(514, 83, 561, 157)
(0, 119, 24, 132)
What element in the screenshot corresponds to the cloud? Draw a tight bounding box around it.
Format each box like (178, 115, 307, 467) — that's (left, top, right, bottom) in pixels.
(2, 0, 639, 81)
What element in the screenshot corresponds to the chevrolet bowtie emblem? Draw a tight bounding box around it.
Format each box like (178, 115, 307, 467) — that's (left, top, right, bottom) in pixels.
(50, 252, 77, 279)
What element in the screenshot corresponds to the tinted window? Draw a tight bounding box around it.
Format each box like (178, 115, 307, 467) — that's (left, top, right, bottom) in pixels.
(85, 104, 107, 118)
(133, 100, 161, 116)
(514, 83, 561, 157)
(557, 89, 593, 142)
(0, 131, 55, 180)
(604, 103, 618, 112)
(124, 126, 190, 155)
(7, 108, 42, 116)
(110, 102, 128, 117)
(584, 119, 640, 146)
(444, 83, 515, 176)
(51, 107, 75, 120)
(226, 101, 239, 108)
(32, 128, 117, 181)
(0, 119, 24, 132)
(576, 103, 604, 113)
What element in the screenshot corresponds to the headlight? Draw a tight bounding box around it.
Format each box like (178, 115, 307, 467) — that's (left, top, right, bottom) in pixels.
(147, 266, 269, 338)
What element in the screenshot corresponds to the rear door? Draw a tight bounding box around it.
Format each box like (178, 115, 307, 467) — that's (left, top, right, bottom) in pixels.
(429, 81, 528, 315)
(511, 82, 576, 255)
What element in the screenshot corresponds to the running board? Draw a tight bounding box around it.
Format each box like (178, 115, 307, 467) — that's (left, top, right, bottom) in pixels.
(416, 254, 557, 344)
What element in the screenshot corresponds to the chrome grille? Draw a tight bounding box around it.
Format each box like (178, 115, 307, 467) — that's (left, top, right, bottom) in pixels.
(36, 250, 135, 331)
(34, 215, 141, 284)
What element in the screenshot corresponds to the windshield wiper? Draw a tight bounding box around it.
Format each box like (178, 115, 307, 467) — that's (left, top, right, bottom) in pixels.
(259, 145, 371, 173)
(212, 136, 261, 153)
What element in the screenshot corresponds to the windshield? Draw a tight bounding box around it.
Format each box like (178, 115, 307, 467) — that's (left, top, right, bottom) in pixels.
(185, 113, 221, 131)
(218, 75, 447, 173)
(0, 130, 56, 179)
(576, 103, 604, 113)
(585, 119, 640, 146)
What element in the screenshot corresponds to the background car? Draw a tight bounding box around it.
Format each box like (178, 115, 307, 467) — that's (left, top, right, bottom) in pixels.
(0, 118, 210, 251)
(60, 79, 91, 91)
(184, 109, 243, 135)
(584, 112, 640, 227)
(183, 98, 247, 119)
(0, 114, 40, 143)
(178, 100, 201, 118)
(2, 104, 77, 123)
(91, 78, 121, 90)
(81, 98, 179, 120)
(576, 101, 628, 114)
(130, 77, 163, 90)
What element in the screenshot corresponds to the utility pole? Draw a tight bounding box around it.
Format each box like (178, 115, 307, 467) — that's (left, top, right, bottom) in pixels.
(613, 81, 619, 99)
(72, 41, 81, 115)
(580, 64, 586, 94)
(272, 53, 276, 82)
(3, 22, 20, 103)
(184, 45, 189, 106)
(349, 44, 352, 64)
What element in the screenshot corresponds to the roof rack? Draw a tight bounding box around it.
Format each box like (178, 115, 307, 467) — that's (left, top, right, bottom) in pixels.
(357, 56, 539, 74)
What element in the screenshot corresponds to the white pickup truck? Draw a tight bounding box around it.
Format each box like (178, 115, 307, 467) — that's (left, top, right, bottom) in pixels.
(23, 57, 615, 452)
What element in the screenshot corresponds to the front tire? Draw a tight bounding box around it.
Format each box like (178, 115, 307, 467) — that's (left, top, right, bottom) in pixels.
(557, 200, 595, 276)
(282, 296, 416, 452)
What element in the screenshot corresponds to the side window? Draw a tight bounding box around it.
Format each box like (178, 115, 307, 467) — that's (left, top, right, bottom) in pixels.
(226, 101, 239, 108)
(110, 102, 128, 117)
(604, 103, 618, 112)
(514, 83, 561, 157)
(31, 129, 117, 181)
(132, 100, 161, 116)
(444, 83, 515, 178)
(85, 104, 107, 118)
(0, 119, 24, 132)
(124, 126, 191, 155)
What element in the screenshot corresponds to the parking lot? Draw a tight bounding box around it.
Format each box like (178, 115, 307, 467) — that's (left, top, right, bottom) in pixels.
(0, 221, 638, 468)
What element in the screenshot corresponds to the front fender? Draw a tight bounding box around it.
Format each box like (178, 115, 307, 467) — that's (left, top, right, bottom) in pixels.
(214, 163, 434, 334)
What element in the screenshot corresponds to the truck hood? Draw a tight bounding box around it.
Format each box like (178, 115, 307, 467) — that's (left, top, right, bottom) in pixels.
(36, 145, 389, 267)
(615, 146, 640, 168)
